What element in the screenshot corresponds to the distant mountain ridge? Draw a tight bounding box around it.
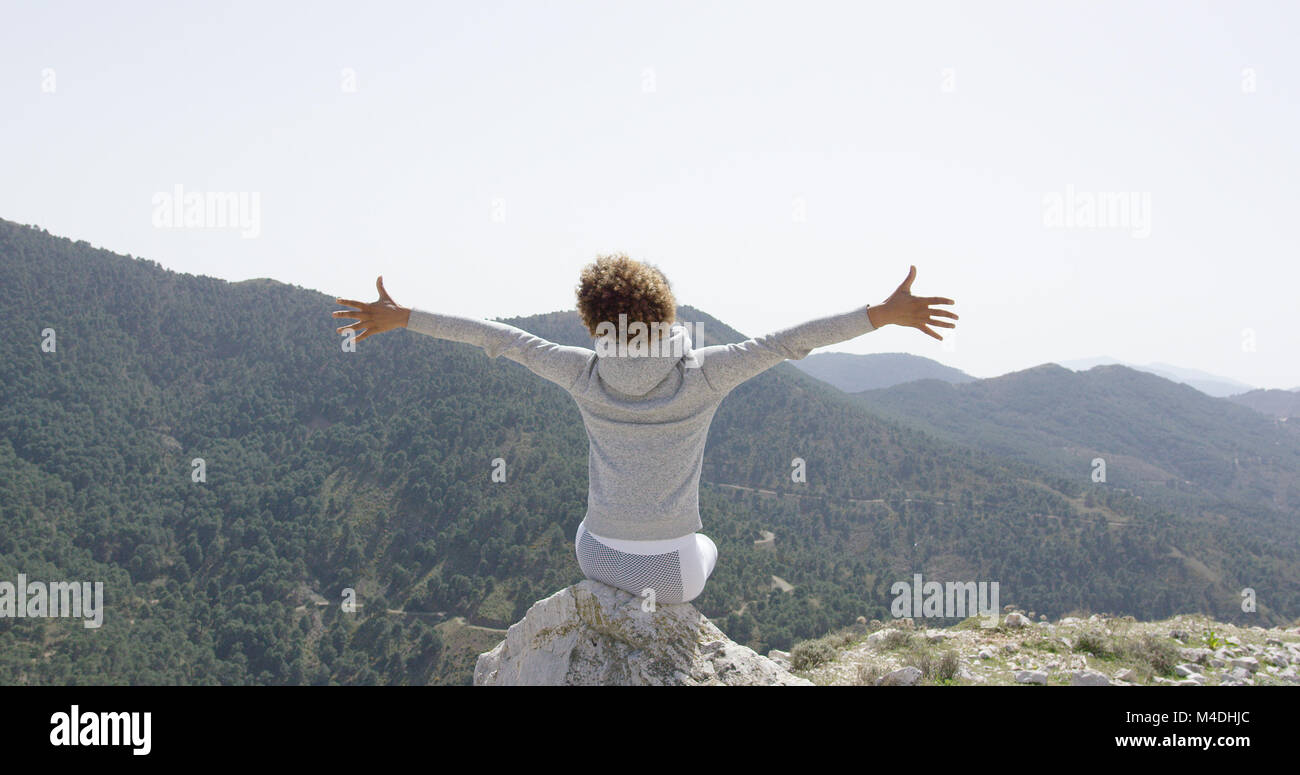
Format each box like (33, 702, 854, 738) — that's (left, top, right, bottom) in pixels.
(789, 352, 974, 393)
(1227, 389, 1300, 422)
(1059, 356, 1255, 397)
(859, 362, 1300, 521)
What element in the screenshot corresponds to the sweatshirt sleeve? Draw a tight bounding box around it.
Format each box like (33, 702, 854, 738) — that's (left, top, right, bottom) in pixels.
(406, 308, 594, 392)
(694, 304, 876, 394)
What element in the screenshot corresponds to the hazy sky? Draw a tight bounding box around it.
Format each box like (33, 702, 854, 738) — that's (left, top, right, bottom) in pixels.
(4, 1, 1297, 388)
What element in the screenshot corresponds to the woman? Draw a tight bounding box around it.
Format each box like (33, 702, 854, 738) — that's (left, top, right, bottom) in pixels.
(334, 254, 956, 605)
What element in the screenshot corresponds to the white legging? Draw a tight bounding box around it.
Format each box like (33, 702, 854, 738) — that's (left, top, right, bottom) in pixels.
(574, 519, 718, 605)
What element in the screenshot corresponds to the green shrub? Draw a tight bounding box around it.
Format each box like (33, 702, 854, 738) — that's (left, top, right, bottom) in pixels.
(1075, 628, 1114, 658)
(790, 640, 838, 671)
(904, 647, 961, 683)
(881, 630, 916, 651)
(854, 664, 883, 686)
(934, 649, 961, 681)
(1123, 634, 1178, 676)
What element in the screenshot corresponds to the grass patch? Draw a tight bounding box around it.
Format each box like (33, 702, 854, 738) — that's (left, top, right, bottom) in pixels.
(879, 630, 916, 651)
(1024, 637, 1062, 653)
(908, 647, 961, 683)
(789, 627, 862, 670)
(1074, 628, 1116, 659)
(1120, 633, 1179, 677)
(853, 664, 883, 686)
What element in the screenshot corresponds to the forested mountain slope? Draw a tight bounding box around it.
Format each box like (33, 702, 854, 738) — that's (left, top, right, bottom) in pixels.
(859, 365, 1300, 519)
(789, 351, 974, 392)
(2, 219, 1295, 686)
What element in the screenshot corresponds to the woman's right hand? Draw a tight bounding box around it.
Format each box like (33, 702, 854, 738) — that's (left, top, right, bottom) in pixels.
(334, 276, 411, 343)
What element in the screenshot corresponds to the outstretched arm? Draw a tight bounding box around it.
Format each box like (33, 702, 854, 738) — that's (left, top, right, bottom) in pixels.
(334, 277, 594, 392)
(694, 265, 957, 394)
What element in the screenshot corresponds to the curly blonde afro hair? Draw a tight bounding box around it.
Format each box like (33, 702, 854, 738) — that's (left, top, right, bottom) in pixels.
(575, 253, 677, 337)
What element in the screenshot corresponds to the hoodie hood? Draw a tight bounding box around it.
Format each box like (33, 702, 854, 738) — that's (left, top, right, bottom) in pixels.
(594, 322, 694, 396)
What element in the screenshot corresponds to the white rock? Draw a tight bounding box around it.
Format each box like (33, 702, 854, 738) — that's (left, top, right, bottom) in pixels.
(1231, 656, 1260, 673)
(957, 667, 986, 684)
(1015, 669, 1048, 685)
(1174, 663, 1203, 677)
(1114, 668, 1138, 682)
(474, 580, 811, 686)
(1004, 612, 1030, 628)
(1070, 669, 1111, 686)
(867, 629, 901, 646)
(767, 649, 791, 668)
(876, 666, 923, 686)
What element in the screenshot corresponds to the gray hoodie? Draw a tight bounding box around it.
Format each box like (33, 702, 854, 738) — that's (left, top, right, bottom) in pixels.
(407, 304, 876, 540)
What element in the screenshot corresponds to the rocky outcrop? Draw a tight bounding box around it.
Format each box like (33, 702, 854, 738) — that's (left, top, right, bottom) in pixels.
(474, 580, 811, 686)
(795, 611, 1300, 686)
